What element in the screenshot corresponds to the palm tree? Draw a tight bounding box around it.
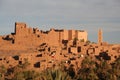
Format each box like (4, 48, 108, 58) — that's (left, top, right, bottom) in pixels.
(111, 57, 120, 79)
(13, 72, 25, 80)
(0, 65, 7, 80)
(96, 59, 113, 80)
(76, 56, 98, 80)
(73, 37, 78, 46)
(39, 68, 71, 80)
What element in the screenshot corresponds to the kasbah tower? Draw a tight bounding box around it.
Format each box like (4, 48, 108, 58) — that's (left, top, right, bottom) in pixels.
(0, 22, 120, 72)
(98, 29, 103, 45)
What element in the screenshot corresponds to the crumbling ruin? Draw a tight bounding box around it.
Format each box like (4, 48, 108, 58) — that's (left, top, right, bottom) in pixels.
(0, 22, 120, 72)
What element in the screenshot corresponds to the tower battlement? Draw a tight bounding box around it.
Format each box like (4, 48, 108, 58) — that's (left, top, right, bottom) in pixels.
(15, 22, 27, 35)
(13, 22, 88, 46)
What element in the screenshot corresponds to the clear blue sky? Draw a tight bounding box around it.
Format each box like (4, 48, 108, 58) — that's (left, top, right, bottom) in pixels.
(0, 0, 120, 43)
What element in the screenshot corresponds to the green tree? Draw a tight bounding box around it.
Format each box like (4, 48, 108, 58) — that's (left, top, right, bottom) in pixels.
(80, 39, 84, 42)
(77, 56, 98, 80)
(0, 65, 7, 80)
(111, 57, 120, 80)
(86, 40, 91, 44)
(13, 72, 25, 80)
(73, 38, 78, 46)
(39, 68, 71, 80)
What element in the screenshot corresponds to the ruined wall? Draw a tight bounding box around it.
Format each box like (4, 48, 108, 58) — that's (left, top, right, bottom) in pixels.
(15, 22, 29, 36)
(67, 30, 88, 42)
(68, 30, 76, 40)
(46, 29, 60, 46)
(77, 30, 88, 42)
(13, 22, 88, 47)
(14, 22, 43, 46)
(63, 30, 68, 40)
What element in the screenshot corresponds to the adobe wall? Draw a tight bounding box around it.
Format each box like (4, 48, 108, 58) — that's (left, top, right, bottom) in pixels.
(15, 22, 30, 37)
(68, 30, 76, 40)
(45, 29, 60, 46)
(63, 30, 68, 40)
(1, 22, 120, 73)
(13, 22, 88, 47)
(14, 22, 43, 46)
(77, 30, 88, 42)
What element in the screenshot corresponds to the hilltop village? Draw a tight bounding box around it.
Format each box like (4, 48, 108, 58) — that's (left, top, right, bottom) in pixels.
(0, 22, 120, 72)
